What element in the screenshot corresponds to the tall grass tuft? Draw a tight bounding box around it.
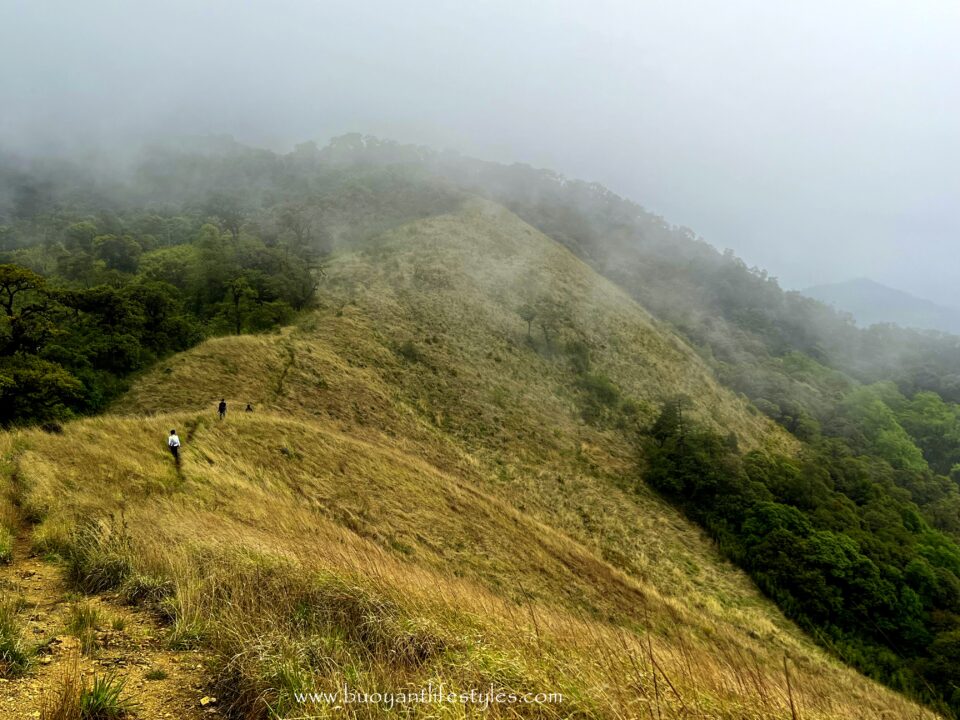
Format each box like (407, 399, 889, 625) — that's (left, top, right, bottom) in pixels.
(41, 658, 136, 720)
(0, 594, 30, 676)
(62, 518, 134, 594)
(0, 527, 14, 564)
(40, 656, 82, 720)
(80, 674, 135, 719)
(67, 601, 102, 656)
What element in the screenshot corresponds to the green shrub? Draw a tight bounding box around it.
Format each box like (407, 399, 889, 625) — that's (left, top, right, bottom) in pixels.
(396, 339, 422, 363)
(565, 339, 591, 374)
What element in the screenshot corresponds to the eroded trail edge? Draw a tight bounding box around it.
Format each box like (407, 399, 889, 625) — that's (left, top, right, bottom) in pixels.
(0, 524, 215, 719)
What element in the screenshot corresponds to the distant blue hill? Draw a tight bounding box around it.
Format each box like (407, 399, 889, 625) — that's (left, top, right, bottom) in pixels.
(803, 278, 960, 334)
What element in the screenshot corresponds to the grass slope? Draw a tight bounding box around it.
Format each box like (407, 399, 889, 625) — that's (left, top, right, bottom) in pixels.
(1, 201, 936, 718)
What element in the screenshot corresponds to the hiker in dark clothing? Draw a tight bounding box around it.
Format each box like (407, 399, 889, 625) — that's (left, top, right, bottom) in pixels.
(245, 403, 253, 412)
(218, 398, 227, 419)
(168, 429, 181, 462)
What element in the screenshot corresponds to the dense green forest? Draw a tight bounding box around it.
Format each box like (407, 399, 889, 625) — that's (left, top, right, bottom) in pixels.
(0, 138, 462, 423)
(5, 135, 960, 713)
(642, 401, 960, 713)
(0, 211, 319, 424)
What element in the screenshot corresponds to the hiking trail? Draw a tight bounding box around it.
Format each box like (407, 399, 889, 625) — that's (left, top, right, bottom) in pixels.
(0, 526, 215, 718)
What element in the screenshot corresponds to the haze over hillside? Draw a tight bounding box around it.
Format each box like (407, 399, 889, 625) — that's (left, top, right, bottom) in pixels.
(804, 278, 960, 334)
(1, 136, 960, 717)
(2, 1, 960, 304)
(2, 1, 960, 717)
(0, 198, 936, 718)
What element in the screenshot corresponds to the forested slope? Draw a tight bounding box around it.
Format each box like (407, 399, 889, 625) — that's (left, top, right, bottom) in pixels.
(4, 136, 960, 714)
(1, 202, 934, 718)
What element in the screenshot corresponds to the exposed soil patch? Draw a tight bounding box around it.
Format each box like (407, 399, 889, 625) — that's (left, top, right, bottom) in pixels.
(0, 530, 216, 719)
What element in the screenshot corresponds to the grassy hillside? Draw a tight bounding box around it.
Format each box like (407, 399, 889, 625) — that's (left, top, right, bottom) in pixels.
(1, 202, 936, 717)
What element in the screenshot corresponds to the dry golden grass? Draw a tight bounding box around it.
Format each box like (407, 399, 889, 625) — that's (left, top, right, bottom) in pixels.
(0, 202, 938, 718)
(39, 654, 83, 720)
(2, 412, 937, 718)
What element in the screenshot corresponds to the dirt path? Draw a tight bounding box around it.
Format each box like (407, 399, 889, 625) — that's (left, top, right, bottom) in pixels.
(0, 529, 217, 719)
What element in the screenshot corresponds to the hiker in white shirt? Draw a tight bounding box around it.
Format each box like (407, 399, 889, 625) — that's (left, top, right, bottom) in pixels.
(168, 429, 181, 462)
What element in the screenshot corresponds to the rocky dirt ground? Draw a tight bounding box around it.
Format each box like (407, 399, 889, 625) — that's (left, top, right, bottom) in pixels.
(0, 529, 217, 719)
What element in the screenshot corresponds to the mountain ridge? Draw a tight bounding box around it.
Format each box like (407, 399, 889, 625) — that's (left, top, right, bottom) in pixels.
(804, 277, 960, 334)
(0, 199, 932, 717)
(3, 135, 959, 716)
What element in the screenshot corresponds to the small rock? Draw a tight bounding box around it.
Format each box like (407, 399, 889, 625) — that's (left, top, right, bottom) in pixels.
(200, 696, 217, 706)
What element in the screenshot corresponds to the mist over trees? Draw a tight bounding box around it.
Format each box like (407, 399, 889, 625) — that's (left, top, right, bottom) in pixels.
(7, 135, 960, 712)
(5, 133, 960, 436)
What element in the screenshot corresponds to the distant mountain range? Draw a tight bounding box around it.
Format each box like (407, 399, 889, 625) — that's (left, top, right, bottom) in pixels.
(803, 277, 960, 334)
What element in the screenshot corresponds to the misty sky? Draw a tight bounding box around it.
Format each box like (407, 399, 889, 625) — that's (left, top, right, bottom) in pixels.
(2, 1, 958, 304)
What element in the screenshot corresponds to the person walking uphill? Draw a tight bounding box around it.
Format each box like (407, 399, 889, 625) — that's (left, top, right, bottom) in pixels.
(168, 429, 181, 463)
(218, 398, 227, 420)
